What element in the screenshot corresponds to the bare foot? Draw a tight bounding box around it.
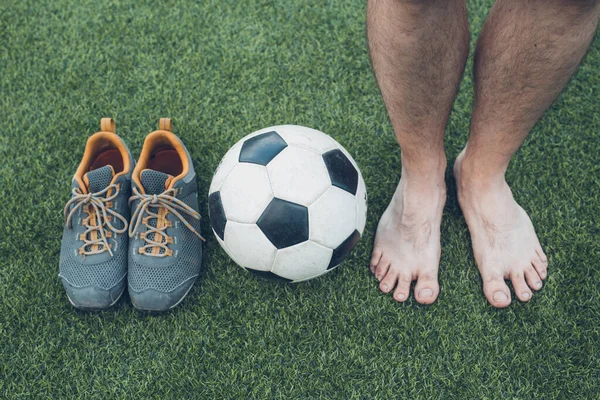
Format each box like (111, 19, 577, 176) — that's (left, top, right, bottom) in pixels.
(370, 170, 446, 304)
(454, 149, 548, 308)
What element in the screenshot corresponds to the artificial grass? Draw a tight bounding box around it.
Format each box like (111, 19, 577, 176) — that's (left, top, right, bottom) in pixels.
(1, 0, 599, 398)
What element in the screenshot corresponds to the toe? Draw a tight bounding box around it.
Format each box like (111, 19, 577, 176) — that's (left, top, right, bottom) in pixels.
(524, 265, 543, 291)
(370, 249, 383, 273)
(535, 242, 547, 262)
(374, 259, 391, 281)
(511, 270, 533, 302)
(379, 269, 398, 294)
(414, 270, 439, 305)
(392, 272, 412, 302)
(482, 276, 511, 308)
(533, 251, 548, 280)
(61, 278, 125, 310)
(130, 279, 195, 311)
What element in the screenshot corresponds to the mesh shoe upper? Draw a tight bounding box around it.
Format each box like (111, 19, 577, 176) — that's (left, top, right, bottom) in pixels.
(60, 165, 131, 287)
(127, 123, 203, 308)
(59, 124, 133, 308)
(128, 185, 202, 293)
(87, 165, 113, 193)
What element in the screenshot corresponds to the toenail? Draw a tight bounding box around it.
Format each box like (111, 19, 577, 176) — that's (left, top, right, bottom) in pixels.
(396, 293, 406, 300)
(493, 291, 508, 302)
(419, 289, 433, 298)
(522, 292, 531, 300)
(382, 284, 388, 291)
(376, 274, 382, 281)
(535, 281, 542, 289)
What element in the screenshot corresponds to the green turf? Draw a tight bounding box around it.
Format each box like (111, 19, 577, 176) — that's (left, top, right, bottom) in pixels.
(1, 0, 599, 398)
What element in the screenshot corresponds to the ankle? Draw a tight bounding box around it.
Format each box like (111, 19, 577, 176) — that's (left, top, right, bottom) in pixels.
(400, 151, 447, 182)
(456, 151, 507, 193)
(398, 164, 447, 210)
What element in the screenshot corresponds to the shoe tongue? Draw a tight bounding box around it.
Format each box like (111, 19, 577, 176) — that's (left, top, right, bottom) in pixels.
(140, 169, 174, 194)
(83, 165, 115, 193)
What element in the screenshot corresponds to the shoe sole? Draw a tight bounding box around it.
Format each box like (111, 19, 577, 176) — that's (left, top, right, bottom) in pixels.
(66, 286, 126, 311)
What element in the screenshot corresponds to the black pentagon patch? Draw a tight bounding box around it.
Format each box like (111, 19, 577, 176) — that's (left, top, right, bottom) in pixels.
(208, 191, 227, 240)
(239, 131, 288, 165)
(327, 230, 361, 270)
(247, 269, 293, 283)
(322, 149, 359, 195)
(257, 198, 309, 249)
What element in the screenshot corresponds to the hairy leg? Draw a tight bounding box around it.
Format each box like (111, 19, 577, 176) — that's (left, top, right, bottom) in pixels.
(367, 0, 469, 304)
(455, 0, 600, 307)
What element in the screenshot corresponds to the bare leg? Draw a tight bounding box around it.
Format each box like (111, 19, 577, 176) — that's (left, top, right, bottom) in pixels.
(455, 0, 600, 307)
(367, 0, 469, 304)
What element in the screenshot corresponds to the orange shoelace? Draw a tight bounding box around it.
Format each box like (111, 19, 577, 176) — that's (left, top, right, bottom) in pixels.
(128, 187, 205, 257)
(64, 184, 129, 257)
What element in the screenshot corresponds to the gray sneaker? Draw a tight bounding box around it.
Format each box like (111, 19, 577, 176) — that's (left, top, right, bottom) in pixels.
(128, 118, 204, 311)
(59, 118, 133, 310)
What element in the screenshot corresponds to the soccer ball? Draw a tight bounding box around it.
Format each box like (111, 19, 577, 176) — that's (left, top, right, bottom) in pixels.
(208, 125, 367, 282)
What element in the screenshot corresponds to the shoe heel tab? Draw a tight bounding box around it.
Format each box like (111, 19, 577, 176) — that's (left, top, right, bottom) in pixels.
(159, 118, 172, 132)
(100, 118, 116, 133)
